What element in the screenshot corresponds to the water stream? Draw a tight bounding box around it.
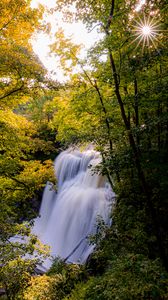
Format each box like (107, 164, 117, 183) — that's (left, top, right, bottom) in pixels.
(33, 149, 114, 269)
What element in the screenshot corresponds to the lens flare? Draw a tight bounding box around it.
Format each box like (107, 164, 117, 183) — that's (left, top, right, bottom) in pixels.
(132, 15, 161, 51)
(142, 26, 151, 35)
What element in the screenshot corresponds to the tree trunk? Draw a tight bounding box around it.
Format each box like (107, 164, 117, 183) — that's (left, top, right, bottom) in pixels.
(134, 76, 140, 146)
(108, 48, 168, 271)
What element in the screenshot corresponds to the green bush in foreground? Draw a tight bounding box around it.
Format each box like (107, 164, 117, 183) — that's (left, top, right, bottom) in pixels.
(23, 260, 85, 300)
(23, 274, 66, 300)
(22, 254, 168, 300)
(65, 254, 168, 300)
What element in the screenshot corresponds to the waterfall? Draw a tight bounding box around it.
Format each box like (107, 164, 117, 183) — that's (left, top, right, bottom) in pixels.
(33, 149, 115, 269)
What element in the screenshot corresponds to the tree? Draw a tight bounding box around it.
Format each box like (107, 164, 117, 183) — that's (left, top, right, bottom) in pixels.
(1, 0, 168, 297)
(0, 222, 49, 300)
(0, 0, 46, 107)
(0, 2, 57, 297)
(50, 0, 168, 270)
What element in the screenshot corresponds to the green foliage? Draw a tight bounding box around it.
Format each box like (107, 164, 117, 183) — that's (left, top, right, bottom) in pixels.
(0, 222, 49, 300)
(23, 258, 85, 300)
(67, 255, 168, 300)
(1, 0, 168, 299)
(51, 0, 168, 268)
(23, 274, 66, 300)
(0, 110, 55, 221)
(0, 2, 59, 299)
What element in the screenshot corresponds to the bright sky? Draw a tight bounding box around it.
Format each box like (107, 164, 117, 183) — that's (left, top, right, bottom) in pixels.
(31, 0, 103, 81)
(30, 0, 146, 81)
(135, 0, 146, 12)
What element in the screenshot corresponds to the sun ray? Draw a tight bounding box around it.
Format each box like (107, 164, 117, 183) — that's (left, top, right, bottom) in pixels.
(131, 15, 163, 51)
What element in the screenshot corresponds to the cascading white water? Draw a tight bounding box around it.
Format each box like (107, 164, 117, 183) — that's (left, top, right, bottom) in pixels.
(33, 149, 115, 269)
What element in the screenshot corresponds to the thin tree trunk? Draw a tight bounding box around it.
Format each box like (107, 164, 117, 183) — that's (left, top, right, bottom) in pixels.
(94, 80, 113, 152)
(101, 152, 115, 189)
(134, 76, 140, 146)
(157, 101, 161, 152)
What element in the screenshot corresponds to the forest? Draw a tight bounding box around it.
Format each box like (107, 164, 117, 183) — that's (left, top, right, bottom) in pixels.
(0, 0, 168, 299)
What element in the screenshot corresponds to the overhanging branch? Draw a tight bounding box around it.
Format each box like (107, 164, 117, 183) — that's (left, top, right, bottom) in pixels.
(0, 84, 24, 100)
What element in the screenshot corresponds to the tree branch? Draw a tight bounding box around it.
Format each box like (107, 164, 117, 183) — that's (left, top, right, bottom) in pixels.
(0, 84, 24, 100)
(0, 5, 19, 32)
(93, 79, 113, 151)
(4, 174, 29, 189)
(105, 0, 115, 33)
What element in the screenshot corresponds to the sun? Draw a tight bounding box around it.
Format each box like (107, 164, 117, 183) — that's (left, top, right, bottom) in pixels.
(132, 15, 161, 50)
(142, 25, 151, 35)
